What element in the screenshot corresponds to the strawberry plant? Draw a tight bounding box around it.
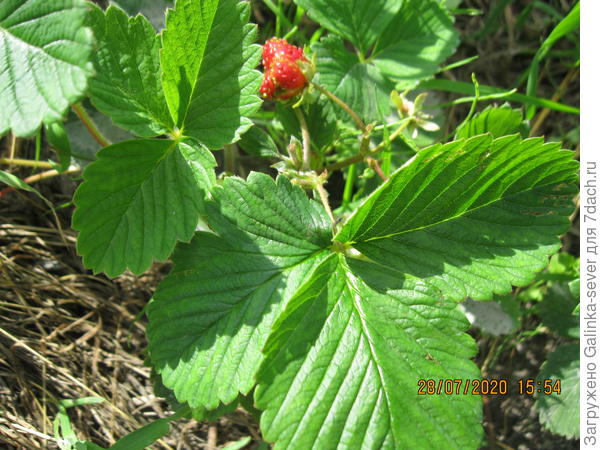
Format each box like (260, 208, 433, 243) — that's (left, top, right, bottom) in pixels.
(0, 0, 580, 448)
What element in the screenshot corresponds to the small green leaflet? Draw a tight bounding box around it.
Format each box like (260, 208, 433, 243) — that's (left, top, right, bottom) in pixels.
(256, 255, 482, 449)
(238, 126, 280, 158)
(160, 0, 262, 148)
(148, 134, 577, 449)
(295, 0, 403, 55)
(455, 106, 524, 139)
(87, 3, 173, 137)
(0, 0, 93, 137)
(73, 139, 216, 277)
(311, 0, 459, 122)
(336, 134, 578, 300)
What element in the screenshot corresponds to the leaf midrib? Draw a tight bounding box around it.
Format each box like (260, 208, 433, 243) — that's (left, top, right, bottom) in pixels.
(178, 1, 220, 129)
(345, 176, 572, 246)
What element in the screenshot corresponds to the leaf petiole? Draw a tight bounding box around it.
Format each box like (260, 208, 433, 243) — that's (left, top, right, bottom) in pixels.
(71, 103, 111, 147)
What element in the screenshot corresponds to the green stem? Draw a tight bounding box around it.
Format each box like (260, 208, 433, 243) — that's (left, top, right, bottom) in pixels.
(342, 163, 357, 207)
(224, 144, 236, 174)
(0, 157, 54, 169)
(367, 157, 388, 181)
(275, 0, 282, 36)
(311, 83, 367, 133)
(71, 103, 111, 147)
(34, 129, 42, 173)
(370, 120, 411, 153)
(294, 107, 311, 171)
(315, 182, 335, 226)
(326, 120, 410, 173)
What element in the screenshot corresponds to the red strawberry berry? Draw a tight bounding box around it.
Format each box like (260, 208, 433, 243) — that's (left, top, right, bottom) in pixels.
(271, 57, 307, 97)
(260, 38, 314, 100)
(259, 70, 276, 98)
(262, 37, 305, 68)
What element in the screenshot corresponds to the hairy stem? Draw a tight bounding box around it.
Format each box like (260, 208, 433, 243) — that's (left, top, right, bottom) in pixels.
(326, 120, 408, 173)
(294, 107, 312, 171)
(311, 82, 367, 133)
(72, 103, 111, 147)
(315, 180, 336, 226)
(367, 157, 388, 181)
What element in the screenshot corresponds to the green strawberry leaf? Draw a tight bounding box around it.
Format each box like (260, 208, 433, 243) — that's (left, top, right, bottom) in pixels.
(295, 0, 403, 55)
(160, 0, 262, 148)
(0, 0, 93, 137)
(455, 106, 525, 139)
(535, 344, 580, 438)
(73, 138, 216, 277)
(336, 134, 578, 300)
(147, 173, 332, 409)
(312, 0, 458, 122)
(87, 4, 172, 137)
(256, 255, 482, 449)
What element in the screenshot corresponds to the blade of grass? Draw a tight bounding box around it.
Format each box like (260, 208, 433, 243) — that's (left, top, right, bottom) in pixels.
(439, 55, 479, 72)
(419, 79, 579, 114)
(525, 1, 579, 119)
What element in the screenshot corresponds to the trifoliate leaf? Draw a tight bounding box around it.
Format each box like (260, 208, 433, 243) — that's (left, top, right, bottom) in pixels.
(73, 138, 216, 277)
(535, 344, 580, 438)
(146, 133, 577, 449)
(0, 0, 93, 137)
(455, 106, 524, 139)
(160, 0, 262, 148)
(87, 4, 172, 137)
(336, 134, 578, 300)
(147, 174, 332, 409)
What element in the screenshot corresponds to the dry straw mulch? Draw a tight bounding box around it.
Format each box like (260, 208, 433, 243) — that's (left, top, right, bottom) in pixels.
(0, 181, 258, 449)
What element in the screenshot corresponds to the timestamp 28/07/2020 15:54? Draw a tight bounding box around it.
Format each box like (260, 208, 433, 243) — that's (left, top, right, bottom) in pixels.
(417, 378, 562, 396)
